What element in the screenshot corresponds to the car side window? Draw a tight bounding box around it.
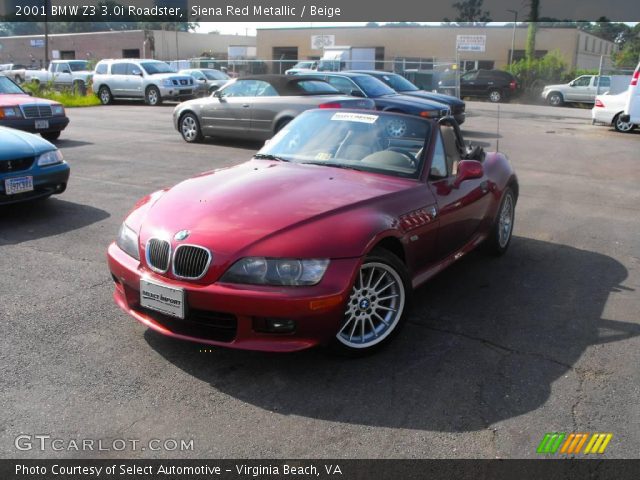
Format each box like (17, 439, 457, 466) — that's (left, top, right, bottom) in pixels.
(597, 76, 610, 88)
(573, 76, 591, 87)
(441, 125, 463, 176)
(461, 71, 478, 81)
(126, 64, 141, 76)
(327, 76, 357, 95)
(95, 63, 107, 75)
(111, 63, 127, 75)
(221, 80, 258, 97)
(429, 133, 447, 179)
(253, 80, 278, 97)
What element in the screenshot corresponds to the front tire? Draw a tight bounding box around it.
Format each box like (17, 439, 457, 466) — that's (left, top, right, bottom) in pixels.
(485, 187, 516, 256)
(179, 113, 203, 143)
(547, 92, 564, 107)
(613, 113, 636, 133)
(145, 86, 162, 106)
(98, 86, 112, 105)
(332, 249, 410, 356)
(41, 131, 61, 142)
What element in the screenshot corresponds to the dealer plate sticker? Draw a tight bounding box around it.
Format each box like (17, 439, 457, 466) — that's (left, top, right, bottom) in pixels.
(140, 279, 185, 319)
(5, 176, 33, 195)
(34, 120, 49, 130)
(331, 112, 378, 123)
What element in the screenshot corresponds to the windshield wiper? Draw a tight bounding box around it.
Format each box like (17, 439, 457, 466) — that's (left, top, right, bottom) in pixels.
(300, 161, 361, 171)
(253, 153, 290, 162)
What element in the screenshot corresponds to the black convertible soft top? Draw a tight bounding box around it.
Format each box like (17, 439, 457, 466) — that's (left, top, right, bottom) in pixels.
(236, 74, 338, 96)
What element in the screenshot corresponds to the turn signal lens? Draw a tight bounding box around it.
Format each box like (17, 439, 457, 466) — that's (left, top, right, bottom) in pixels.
(319, 102, 343, 108)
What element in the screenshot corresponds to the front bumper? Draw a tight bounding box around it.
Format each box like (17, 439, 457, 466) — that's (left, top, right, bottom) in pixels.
(0, 116, 69, 134)
(0, 162, 70, 204)
(107, 243, 361, 352)
(158, 85, 194, 100)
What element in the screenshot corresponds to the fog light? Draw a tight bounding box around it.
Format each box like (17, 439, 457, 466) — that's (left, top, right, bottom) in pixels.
(253, 317, 296, 333)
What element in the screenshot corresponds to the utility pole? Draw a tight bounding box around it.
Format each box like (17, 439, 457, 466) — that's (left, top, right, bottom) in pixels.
(507, 9, 518, 69)
(44, 0, 49, 66)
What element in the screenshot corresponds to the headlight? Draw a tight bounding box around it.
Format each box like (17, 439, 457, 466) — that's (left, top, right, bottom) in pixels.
(162, 78, 174, 87)
(37, 149, 63, 166)
(0, 106, 22, 119)
(51, 104, 65, 116)
(116, 223, 140, 260)
(221, 257, 330, 286)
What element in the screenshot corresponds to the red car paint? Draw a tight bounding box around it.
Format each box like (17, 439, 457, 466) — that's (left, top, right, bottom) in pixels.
(107, 111, 517, 352)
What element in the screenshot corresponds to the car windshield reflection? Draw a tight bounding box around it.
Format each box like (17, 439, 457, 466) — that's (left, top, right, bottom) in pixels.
(258, 110, 431, 178)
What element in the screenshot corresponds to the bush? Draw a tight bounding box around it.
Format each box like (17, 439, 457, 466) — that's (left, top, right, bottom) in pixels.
(506, 51, 567, 101)
(21, 80, 101, 107)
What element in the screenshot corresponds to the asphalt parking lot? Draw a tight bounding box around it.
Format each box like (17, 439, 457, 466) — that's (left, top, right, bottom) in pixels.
(1, 101, 639, 459)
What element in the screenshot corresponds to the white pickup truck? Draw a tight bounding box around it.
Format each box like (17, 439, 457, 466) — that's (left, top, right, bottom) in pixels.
(541, 74, 631, 106)
(24, 60, 93, 89)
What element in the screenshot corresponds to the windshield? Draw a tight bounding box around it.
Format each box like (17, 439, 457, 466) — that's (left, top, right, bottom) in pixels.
(258, 110, 430, 179)
(68, 61, 90, 72)
(352, 75, 397, 97)
(380, 73, 419, 92)
(0, 76, 25, 94)
(202, 69, 229, 80)
(140, 62, 175, 75)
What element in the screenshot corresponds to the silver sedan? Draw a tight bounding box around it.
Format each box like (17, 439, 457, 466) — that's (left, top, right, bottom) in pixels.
(173, 75, 375, 143)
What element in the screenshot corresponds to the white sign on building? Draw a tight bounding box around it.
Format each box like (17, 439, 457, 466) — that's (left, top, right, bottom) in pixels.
(456, 35, 486, 52)
(311, 35, 335, 50)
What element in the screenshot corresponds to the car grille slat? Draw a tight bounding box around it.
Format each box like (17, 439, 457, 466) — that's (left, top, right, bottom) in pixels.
(21, 104, 53, 119)
(0, 156, 34, 173)
(173, 245, 211, 279)
(146, 238, 170, 272)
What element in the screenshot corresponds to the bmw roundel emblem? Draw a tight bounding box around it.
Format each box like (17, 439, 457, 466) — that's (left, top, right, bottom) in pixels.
(174, 230, 190, 241)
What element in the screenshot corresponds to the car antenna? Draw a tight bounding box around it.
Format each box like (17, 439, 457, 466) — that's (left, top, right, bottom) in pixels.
(496, 104, 500, 152)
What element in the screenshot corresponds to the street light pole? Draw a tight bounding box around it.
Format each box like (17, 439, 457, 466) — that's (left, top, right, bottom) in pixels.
(507, 9, 518, 69)
(44, 0, 49, 67)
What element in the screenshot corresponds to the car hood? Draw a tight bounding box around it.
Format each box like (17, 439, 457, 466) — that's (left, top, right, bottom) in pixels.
(139, 159, 414, 258)
(543, 83, 568, 91)
(0, 93, 59, 106)
(378, 93, 449, 110)
(0, 126, 55, 160)
(401, 90, 464, 106)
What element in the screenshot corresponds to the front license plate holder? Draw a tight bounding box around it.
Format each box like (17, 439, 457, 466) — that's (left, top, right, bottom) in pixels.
(140, 279, 185, 319)
(35, 119, 49, 130)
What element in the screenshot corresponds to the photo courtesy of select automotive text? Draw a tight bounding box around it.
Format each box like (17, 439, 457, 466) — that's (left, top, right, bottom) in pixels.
(1, 0, 640, 478)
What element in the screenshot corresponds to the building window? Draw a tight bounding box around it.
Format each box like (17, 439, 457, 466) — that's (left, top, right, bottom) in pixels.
(272, 46, 298, 74)
(59, 50, 75, 60)
(510, 50, 548, 62)
(375, 47, 385, 70)
(122, 49, 140, 58)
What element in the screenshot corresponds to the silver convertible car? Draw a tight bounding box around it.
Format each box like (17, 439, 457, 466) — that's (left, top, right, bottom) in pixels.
(173, 75, 375, 143)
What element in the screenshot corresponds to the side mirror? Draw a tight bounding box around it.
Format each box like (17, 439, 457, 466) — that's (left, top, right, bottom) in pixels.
(569, 81, 575, 87)
(213, 90, 223, 99)
(131, 69, 142, 76)
(61, 69, 71, 74)
(452, 160, 483, 188)
(350, 89, 365, 97)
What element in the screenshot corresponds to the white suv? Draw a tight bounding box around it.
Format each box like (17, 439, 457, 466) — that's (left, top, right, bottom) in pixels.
(92, 59, 194, 106)
(621, 62, 640, 125)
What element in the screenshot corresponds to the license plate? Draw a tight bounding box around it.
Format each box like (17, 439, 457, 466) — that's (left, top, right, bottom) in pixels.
(5, 176, 34, 195)
(35, 119, 49, 130)
(140, 279, 185, 319)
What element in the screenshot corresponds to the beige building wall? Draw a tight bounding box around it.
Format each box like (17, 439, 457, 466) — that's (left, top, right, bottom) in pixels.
(0, 30, 256, 66)
(256, 26, 616, 72)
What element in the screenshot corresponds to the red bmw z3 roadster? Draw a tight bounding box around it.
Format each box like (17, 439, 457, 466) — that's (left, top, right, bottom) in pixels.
(107, 109, 518, 355)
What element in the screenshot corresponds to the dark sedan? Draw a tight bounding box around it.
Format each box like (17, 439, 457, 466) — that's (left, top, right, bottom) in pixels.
(349, 70, 466, 125)
(173, 75, 375, 143)
(302, 72, 450, 120)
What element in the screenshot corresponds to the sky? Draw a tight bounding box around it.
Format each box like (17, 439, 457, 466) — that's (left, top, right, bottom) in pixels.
(196, 22, 637, 36)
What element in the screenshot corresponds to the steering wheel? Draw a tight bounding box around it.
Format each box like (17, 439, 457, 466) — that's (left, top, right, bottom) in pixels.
(387, 147, 416, 168)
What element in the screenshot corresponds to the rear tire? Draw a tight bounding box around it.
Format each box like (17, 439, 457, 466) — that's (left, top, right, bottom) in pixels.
(484, 187, 516, 256)
(331, 248, 411, 357)
(98, 86, 112, 105)
(488, 89, 503, 103)
(613, 113, 636, 133)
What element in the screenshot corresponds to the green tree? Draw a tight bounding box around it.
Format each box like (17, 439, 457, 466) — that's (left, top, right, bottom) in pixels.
(525, 0, 540, 63)
(443, 0, 491, 25)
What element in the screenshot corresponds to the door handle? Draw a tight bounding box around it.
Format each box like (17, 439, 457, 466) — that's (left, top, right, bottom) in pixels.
(242, 104, 250, 108)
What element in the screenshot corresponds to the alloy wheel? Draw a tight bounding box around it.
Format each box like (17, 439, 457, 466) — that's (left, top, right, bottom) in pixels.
(498, 192, 514, 248)
(181, 116, 198, 142)
(337, 261, 405, 349)
(615, 115, 634, 133)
